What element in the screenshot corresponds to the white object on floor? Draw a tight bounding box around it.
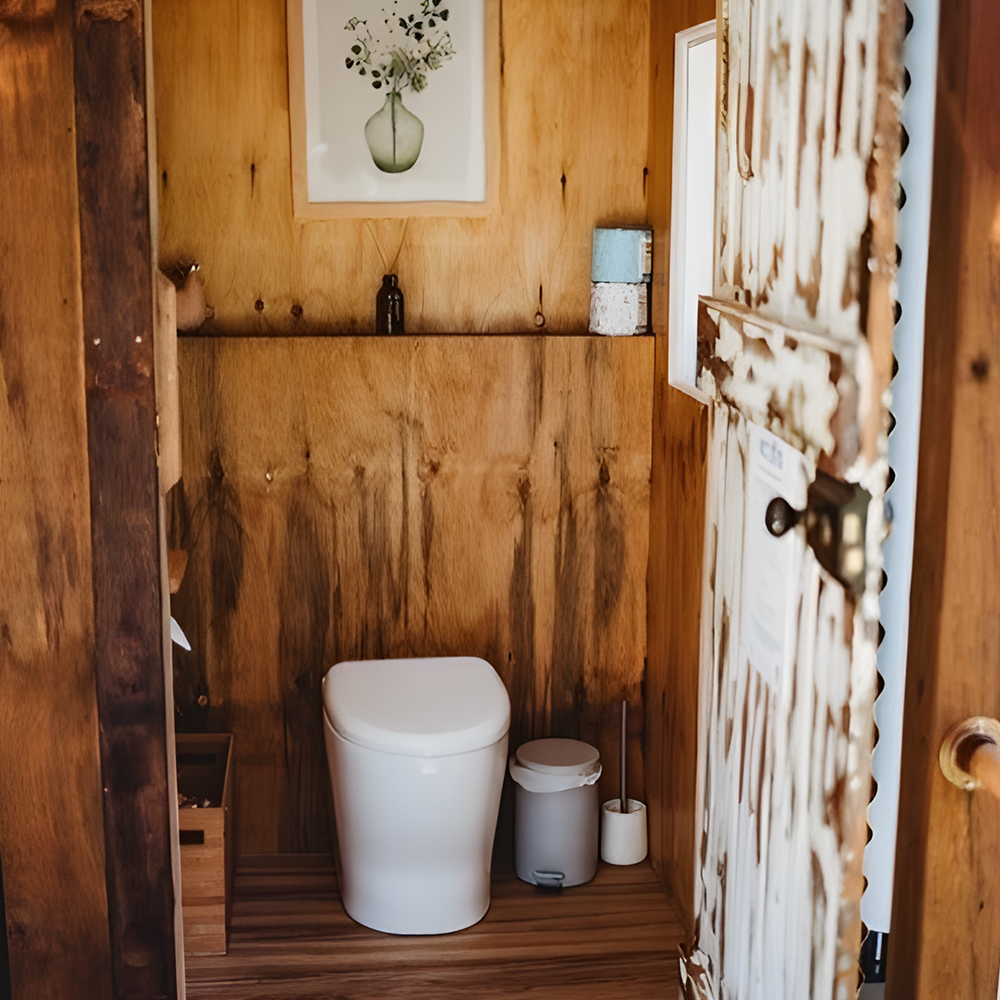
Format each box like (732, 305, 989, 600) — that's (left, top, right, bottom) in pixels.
(510, 739, 602, 888)
(601, 799, 648, 865)
(323, 656, 509, 935)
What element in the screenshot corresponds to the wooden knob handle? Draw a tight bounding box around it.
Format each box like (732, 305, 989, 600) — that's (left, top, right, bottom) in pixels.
(939, 717, 1000, 800)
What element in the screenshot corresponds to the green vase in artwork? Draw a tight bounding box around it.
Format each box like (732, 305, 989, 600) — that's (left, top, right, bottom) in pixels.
(364, 92, 424, 173)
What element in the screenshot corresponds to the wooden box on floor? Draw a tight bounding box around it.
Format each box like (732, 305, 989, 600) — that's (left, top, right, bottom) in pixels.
(176, 734, 234, 956)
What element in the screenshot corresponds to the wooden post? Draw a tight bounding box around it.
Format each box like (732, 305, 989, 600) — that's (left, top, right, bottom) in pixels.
(887, 1, 1000, 997)
(0, 5, 115, 997)
(72, 1, 178, 996)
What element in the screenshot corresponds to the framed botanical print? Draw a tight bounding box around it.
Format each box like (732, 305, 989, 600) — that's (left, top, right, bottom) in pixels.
(288, 0, 498, 217)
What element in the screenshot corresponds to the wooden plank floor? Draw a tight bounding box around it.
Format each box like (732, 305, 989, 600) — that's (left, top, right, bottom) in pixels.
(185, 855, 683, 999)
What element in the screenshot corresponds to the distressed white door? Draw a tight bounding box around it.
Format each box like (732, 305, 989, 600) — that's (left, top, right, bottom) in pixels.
(680, 1, 903, 998)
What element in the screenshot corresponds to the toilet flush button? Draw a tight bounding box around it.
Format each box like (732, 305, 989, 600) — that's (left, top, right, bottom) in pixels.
(421, 763, 437, 775)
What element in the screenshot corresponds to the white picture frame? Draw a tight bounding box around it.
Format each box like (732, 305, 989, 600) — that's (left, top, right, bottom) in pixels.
(288, 0, 499, 218)
(668, 20, 717, 400)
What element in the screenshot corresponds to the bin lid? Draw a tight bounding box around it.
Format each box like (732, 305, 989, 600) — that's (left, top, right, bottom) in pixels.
(323, 656, 510, 757)
(514, 738, 600, 776)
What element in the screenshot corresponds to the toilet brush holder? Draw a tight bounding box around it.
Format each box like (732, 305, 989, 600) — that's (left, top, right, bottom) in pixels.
(601, 799, 647, 865)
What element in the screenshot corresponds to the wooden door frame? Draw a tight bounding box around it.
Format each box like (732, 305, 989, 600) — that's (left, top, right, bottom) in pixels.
(887, 1, 1000, 996)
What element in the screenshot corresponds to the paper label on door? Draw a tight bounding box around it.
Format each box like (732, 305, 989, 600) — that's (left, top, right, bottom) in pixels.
(740, 423, 810, 693)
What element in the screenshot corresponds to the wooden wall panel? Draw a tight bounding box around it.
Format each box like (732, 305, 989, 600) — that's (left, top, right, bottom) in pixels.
(150, 0, 649, 335)
(888, 2, 1000, 997)
(645, 0, 714, 937)
(0, 8, 113, 997)
(168, 336, 653, 855)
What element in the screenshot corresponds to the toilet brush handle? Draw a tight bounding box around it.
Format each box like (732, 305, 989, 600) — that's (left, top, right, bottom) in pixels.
(620, 699, 628, 815)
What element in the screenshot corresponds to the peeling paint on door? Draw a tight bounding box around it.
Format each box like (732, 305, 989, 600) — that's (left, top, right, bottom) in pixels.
(686, 404, 885, 1000)
(685, 0, 903, 996)
(697, 299, 860, 474)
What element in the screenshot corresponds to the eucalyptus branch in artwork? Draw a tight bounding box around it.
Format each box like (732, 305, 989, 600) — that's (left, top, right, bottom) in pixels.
(345, 0, 455, 95)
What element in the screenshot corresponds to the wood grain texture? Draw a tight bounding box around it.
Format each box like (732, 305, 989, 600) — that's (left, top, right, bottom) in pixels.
(0, 10, 114, 997)
(645, 0, 715, 938)
(168, 336, 652, 856)
(887, 1, 1000, 997)
(185, 855, 682, 999)
(0, 0, 53, 19)
(151, 0, 649, 335)
(72, 3, 179, 995)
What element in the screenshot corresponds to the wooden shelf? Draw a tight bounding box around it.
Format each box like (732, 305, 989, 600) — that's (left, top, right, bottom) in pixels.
(185, 855, 682, 999)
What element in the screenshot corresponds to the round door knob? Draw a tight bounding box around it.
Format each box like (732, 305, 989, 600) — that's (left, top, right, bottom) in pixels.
(765, 496, 802, 537)
(940, 717, 1000, 800)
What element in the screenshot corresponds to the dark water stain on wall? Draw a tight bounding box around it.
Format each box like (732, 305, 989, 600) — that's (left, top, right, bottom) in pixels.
(277, 486, 333, 853)
(397, 414, 412, 632)
(550, 431, 584, 740)
(168, 464, 242, 733)
(354, 464, 399, 661)
(593, 456, 625, 632)
(206, 446, 244, 704)
(526, 337, 546, 436)
(206, 448, 244, 628)
(166, 481, 209, 731)
(508, 472, 536, 750)
(419, 456, 437, 639)
(505, 341, 546, 746)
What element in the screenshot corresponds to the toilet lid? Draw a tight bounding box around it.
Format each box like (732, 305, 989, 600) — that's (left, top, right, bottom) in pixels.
(323, 657, 511, 757)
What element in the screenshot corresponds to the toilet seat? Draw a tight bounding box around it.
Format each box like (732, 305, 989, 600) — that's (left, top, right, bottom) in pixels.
(323, 656, 510, 758)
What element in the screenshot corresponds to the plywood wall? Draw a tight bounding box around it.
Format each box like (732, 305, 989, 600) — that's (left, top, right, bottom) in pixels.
(168, 336, 653, 855)
(151, 0, 650, 335)
(644, 0, 715, 936)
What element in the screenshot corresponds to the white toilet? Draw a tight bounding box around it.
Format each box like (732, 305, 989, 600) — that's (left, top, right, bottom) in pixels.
(322, 656, 510, 935)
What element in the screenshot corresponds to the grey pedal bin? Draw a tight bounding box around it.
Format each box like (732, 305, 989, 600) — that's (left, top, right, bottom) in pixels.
(509, 738, 602, 888)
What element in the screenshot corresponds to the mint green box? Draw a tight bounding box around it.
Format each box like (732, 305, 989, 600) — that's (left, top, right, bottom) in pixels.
(591, 227, 652, 284)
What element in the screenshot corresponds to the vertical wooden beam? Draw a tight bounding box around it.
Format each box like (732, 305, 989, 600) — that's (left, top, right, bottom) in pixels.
(645, 0, 714, 937)
(0, 849, 9, 996)
(0, 6, 114, 997)
(887, 1, 1000, 997)
(72, 1, 177, 996)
